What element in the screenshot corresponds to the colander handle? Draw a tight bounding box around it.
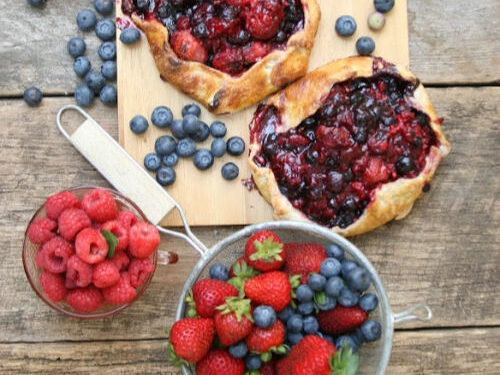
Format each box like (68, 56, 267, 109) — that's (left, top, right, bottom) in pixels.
(393, 303, 433, 324)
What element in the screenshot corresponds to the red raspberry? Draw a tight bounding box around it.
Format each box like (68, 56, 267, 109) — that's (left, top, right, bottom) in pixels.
(211, 47, 245, 75)
(58, 208, 91, 241)
(102, 272, 137, 305)
(66, 286, 104, 313)
(40, 271, 67, 302)
(101, 220, 128, 251)
(45, 191, 80, 220)
(92, 260, 120, 288)
(75, 228, 109, 264)
(27, 217, 57, 245)
(117, 210, 138, 230)
(243, 41, 273, 64)
(245, 0, 284, 40)
(170, 30, 208, 63)
(111, 251, 131, 271)
(128, 222, 160, 259)
(35, 249, 46, 269)
(81, 188, 118, 223)
(65, 276, 77, 289)
(129, 258, 155, 288)
(66, 255, 93, 288)
(39, 236, 74, 273)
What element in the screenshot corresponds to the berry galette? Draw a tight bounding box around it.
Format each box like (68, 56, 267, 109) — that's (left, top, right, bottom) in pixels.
(249, 57, 451, 236)
(121, 0, 320, 114)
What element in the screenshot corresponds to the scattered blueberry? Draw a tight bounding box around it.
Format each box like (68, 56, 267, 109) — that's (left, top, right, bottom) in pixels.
(94, 0, 114, 15)
(211, 138, 226, 158)
(193, 149, 214, 170)
(156, 166, 176, 186)
(315, 294, 336, 311)
(325, 243, 344, 260)
(155, 135, 177, 156)
(308, 273, 327, 292)
(77, 9, 97, 32)
(368, 11, 386, 31)
(171, 119, 187, 139)
(278, 306, 294, 322)
(320, 258, 342, 278)
(374, 0, 395, 13)
(74, 84, 94, 107)
(335, 335, 358, 353)
(209, 263, 229, 281)
(151, 106, 173, 128)
(23, 87, 43, 107)
(210, 121, 227, 138)
(341, 260, 358, 279)
(253, 305, 277, 328)
(228, 342, 248, 359)
(360, 319, 382, 342)
(191, 121, 210, 142)
(144, 153, 161, 171)
(287, 314, 303, 333)
(226, 137, 246, 156)
(74, 56, 91, 77)
(356, 36, 376, 56)
(84, 70, 106, 93)
(303, 316, 319, 334)
(245, 355, 262, 371)
(221, 162, 239, 181)
(162, 153, 179, 168)
(99, 85, 117, 106)
(335, 15, 357, 37)
(129, 115, 149, 134)
(296, 285, 314, 303)
(67, 37, 86, 58)
(95, 18, 116, 41)
(325, 276, 344, 298)
(287, 332, 304, 345)
(346, 267, 371, 292)
(101, 61, 117, 80)
(182, 114, 200, 135)
(98, 41, 116, 61)
(338, 286, 359, 307)
(176, 138, 196, 158)
(27, 0, 46, 7)
(297, 302, 314, 316)
(182, 103, 201, 118)
(120, 28, 141, 44)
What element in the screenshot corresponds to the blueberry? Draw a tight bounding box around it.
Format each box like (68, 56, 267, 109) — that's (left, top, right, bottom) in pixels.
(356, 36, 376, 56)
(374, 0, 395, 13)
(287, 314, 303, 333)
(335, 335, 358, 353)
(359, 293, 379, 313)
(135, 0, 150, 11)
(120, 28, 141, 44)
(84, 70, 106, 93)
(322, 334, 335, 345)
(27, 0, 46, 7)
(315, 294, 336, 311)
(287, 332, 303, 345)
(341, 260, 358, 279)
(396, 156, 415, 175)
(176, 138, 196, 157)
(151, 106, 173, 128)
(338, 286, 359, 307)
(296, 285, 314, 303)
(228, 342, 248, 359)
(23, 87, 43, 107)
(101, 61, 117, 80)
(278, 306, 294, 322)
(211, 138, 226, 158)
(182, 114, 200, 135)
(74, 56, 91, 77)
(346, 267, 371, 293)
(360, 319, 382, 342)
(129, 115, 149, 134)
(156, 166, 176, 186)
(182, 103, 201, 118)
(162, 153, 179, 168)
(303, 316, 319, 334)
(308, 273, 326, 292)
(209, 263, 229, 281)
(320, 258, 342, 278)
(245, 355, 262, 370)
(335, 15, 357, 37)
(171, 119, 187, 139)
(95, 18, 116, 41)
(67, 37, 86, 58)
(368, 11, 386, 31)
(77, 9, 97, 32)
(221, 162, 239, 181)
(144, 153, 161, 171)
(325, 243, 344, 260)
(352, 328, 365, 346)
(253, 305, 277, 328)
(297, 302, 314, 316)
(191, 121, 210, 142)
(227, 137, 246, 156)
(193, 149, 214, 170)
(155, 135, 177, 156)
(210, 121, 227, 137)
(74, 84, 94, 107)
(94, 0, 114, 15)
(325, 276, 344, 297)
(99, 85, 117, 106)
(98, 41, 116, 61)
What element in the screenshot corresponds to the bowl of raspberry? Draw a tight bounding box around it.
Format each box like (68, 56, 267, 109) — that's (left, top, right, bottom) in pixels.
(23, 186, 166, 319)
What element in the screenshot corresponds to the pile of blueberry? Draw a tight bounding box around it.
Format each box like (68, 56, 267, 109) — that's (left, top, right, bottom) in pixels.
(131, 103, 245, 186)
(335, 0, 395, 56)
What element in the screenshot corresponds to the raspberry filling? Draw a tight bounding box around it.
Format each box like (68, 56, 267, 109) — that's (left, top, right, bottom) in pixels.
(122, 0, 304, 75)
(251, 73, 439, 229)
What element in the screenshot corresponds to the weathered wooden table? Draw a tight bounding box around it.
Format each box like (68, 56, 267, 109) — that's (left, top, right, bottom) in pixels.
(0, 1, 498, 373)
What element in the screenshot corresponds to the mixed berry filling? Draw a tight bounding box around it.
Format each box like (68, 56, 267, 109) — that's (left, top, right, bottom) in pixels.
(122, 0, 304, 75)
(252, 73, 439, 229)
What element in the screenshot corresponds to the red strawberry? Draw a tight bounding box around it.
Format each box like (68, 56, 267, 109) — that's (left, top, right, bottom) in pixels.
(66, 286, 103, 313)
(363, 157, 390, 185)
(190, 279, 238, 318)
(102, 272, 137, 304)
(243, 41, 272, 64)
(317, 305, 368, 335)
(101, 220, 128, 251)
(260, 360, 277, 375)
(214, 297, 253, 346)
(244, 230, 285, 272)
(244, 0, 285, 40)
(229, 256, 246, 278)
(81, 188, 117, 223)
(92, 260, 120, 288)
(169, 318, 215, 363)
(170, 30, 208, 63)
(283, 243, 327, 283)
(27, 217, 57, 245)
(75, 228, 109, 264)
(244, 271, 291, 312)
(196, 349, 245, 375)
(39, 271, 67, 302)
(45, 191, 80, 220)
(128, 222, 160, 259)
(211, 47, 245, 75)
(245, 319, 285, 353)
(58, 208, 91, 241)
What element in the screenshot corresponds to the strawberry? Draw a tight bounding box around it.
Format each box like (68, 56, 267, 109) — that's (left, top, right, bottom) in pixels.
(283, 243, 327, 283)
(244, 271, 292, 312)
(169, 318, 215, 364)
(260, 360, 277, 375)
(317, 305, 368, 335)
(170, 30, 208, 63)
(244, 0, 285, 40)
(229, 256, 246, 278)
(227, 259, 259, 295)
(214, 297, 253, 346)
(211, 47, 245, 75)
(189, 279, 238, 318)
(363, 157, 390, 185)
(243, 41, 272, 64)
(196, 349, 245, 375)
(245, 319, 285, 353)
(244, 230, 285, 272)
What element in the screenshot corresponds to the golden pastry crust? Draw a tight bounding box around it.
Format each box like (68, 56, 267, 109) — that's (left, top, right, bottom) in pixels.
(249, 56, 451, 236)
(129, 0, 321, 115)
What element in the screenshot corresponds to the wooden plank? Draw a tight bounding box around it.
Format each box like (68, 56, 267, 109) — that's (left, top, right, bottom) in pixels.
(0, 328, 498, 374)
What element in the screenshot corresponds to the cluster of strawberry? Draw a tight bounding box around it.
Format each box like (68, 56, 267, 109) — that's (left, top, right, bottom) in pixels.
(26, 188, 160, 313)
(168, 230, 378, 375)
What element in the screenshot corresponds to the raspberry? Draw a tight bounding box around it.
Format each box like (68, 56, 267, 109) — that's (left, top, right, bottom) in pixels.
(117, 210, 138, 230)
(129, 258, 155, 288)
(92, 260, 120, 288)
(39, 236, 74, 273)
(66, 286, 104, 313)
(27, 217, 57, 245)
(75, 228, 109, 264)
(58, 208, 91, 241)
(81, 188, 117, 223)
(66, 255, 93, 288)
(170, 30, 208, 63)
(128, 222, 160, 259)
(243, 41, 272, 64)
(245, 0, 285, 40)
(211, 47, 245, 75)
(35, 250, 46, 269)
(65, 276, 77, 289)
(101, 220, 128, 251)
(102, 272, 137, 304)
(40, 271, 67, 302)
(111, 251, 130, 271)
(45, 191, 80, 220)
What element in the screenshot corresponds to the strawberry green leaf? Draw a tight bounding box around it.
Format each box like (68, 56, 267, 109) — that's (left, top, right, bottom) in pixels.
(101, 230, 118, 259)
(215, 297, 253, 322)
(167, 343, 190, 368)
(330, 342, 359, 375)
(250, 238, 284, 262)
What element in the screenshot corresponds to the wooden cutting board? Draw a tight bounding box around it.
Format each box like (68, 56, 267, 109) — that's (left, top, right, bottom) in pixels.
(117, 0, 409, 227)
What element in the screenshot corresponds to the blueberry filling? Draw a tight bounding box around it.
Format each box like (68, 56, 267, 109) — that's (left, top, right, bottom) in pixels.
(251, 73, 439, 229)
